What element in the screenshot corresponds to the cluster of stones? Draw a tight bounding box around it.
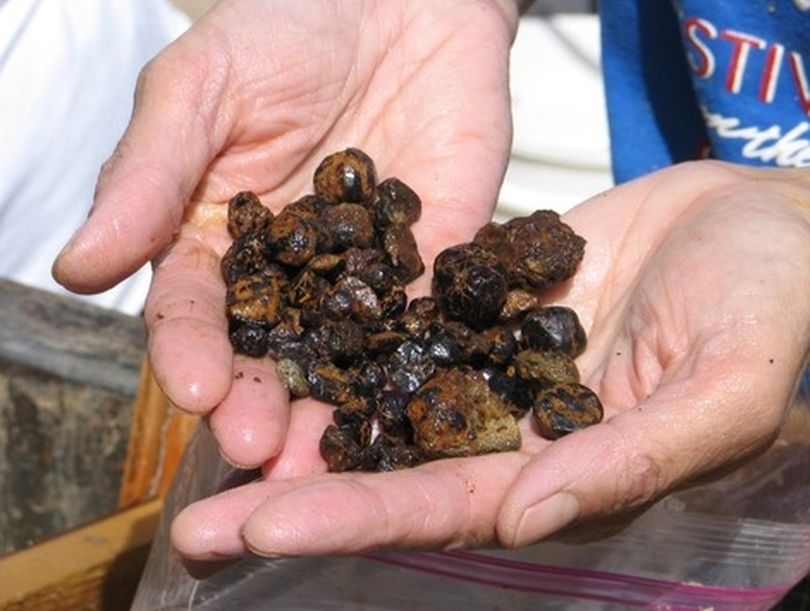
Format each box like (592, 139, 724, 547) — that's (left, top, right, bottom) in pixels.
(220, 148, 603, 473)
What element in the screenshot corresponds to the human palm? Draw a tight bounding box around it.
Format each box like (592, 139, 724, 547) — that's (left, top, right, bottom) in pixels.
(170, 161, 809, 560)
(54, 0, 518, 465)
(50, 0, 810, 562)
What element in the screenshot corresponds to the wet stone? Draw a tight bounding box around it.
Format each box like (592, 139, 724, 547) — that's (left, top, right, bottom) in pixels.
(323, 319, 366, 366)
(432, 243, 508, 330)
(375, 177, 422, 229)
(388, 340, 435, 393)
(226, 272, 286, 327)
(477, 210, 585, 290)
(320, 203, 376, 250)
(267, 210, 321, 267)
(511, 349, 580, 387)
(406, 367, 521, 458)
(320, 424, 364, 472)
(382, 225, 424, 283)
(229, 322, 269, 358)
(426, 320, 483, 367)
(307, 359, 357, 405)
(276, 358, 309, 398)
(350, 360, 387, 394)
(220, 232, 270, 286)
(521, 306, 587, 358)
(532, 382, 603, 440)
(313, 148, 378, 204)
(227, 191, 273, 240)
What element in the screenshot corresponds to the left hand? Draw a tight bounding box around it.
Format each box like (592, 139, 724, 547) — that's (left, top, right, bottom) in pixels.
(171, 161, 810, 561)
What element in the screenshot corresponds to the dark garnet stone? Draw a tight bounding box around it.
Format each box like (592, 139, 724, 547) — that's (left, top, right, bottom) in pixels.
(226, 271, 285, 327)
(432, 243, 508, 330)
(398, 297, 439, 338)
(320, 424, 364, 472)
(532, 382, 603, 440)
(229, 322, 269, 358)
(375, 177, 422, 229)
(313, 148, 378, 204)
(319, 203, 376, 250)
(475, 211, 585, 290)
(227, 191, 273, 240)
(521, 306, 587, 358)
(388, 340, 436, 392)
(323, 319, 366, 366)
(307, 359, 357, 404)
(286, 194, 328, 219)
(382, 225, 424, 283)
(350, 360, 387, 394)
(220, 232, 269, 286)
(267, 210, 320, 267)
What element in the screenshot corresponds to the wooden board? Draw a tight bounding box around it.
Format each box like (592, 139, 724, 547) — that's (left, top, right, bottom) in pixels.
(0, 280, 146, 555)
(118, 358, 199, 508)
(0, 498, 162, 611)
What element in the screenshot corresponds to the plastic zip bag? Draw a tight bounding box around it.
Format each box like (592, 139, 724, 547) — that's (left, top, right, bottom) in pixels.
(132, 386, 810, 610)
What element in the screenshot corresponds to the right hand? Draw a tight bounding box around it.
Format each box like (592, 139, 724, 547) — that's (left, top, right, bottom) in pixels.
(52, 0, 520, 467)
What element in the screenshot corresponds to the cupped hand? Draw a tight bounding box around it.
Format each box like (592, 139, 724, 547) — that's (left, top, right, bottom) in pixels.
(52, 0, 519, 466)
(170, 161, 810, 561)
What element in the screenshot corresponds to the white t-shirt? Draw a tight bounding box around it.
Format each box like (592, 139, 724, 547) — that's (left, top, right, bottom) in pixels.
(0, 0, 190, 315)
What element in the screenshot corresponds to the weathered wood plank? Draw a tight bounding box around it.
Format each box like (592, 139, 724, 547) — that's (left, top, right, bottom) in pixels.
(0, 279, 146, 555)
(0, 279, 146, 396)
(118, 358, 199, 508)
(0, 498, 161, 611)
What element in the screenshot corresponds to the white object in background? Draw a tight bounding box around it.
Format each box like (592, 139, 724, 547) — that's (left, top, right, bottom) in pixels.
(0, 0, 190, 315)
(498, 14, 613, 220)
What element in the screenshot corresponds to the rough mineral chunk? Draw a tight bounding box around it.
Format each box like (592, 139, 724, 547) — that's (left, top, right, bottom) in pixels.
(375, 177, 422, 229)
(511, 349, 580, 386)
(521, 306, 587, 358)
(276, 358, 309, 398)
(388, 340, 435, 392)
(220, 232, 269, 286)
(313, 148, 378, 204)
(319, 203, 376, 250)
(532, 382, 603, 440)
(226, 271, 285, 327)
(267, 210, 321, 267)
(227, 191, 274, 240)
(432, 243, 508, 330)
(320, 424, 364, 472)
(307, 359, 357, 404)
(406, 367, 521, 458)
(474, 210, 585, 289)
(382, 224, 424, 283)
(228, 321, 269, 358)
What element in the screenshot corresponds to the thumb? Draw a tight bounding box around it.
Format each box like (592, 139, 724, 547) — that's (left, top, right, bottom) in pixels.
(53, 46, 229, 293)
(496, 365, 786, 548)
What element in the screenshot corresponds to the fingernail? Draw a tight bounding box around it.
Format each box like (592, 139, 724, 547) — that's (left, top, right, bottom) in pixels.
(52, 228, 85, 284)
(512, 492, 580, 547)
(55, 225, 86, 263)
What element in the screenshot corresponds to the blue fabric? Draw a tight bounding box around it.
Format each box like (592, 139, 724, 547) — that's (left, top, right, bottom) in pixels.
(599, 0, 810, 398)
(600, 0, 810, 183)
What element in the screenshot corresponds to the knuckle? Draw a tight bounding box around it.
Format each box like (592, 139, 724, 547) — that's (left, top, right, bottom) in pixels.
(601, 422, 667, 514)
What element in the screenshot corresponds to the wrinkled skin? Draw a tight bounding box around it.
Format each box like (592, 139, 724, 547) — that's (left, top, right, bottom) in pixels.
(52, 0, 809, 566)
